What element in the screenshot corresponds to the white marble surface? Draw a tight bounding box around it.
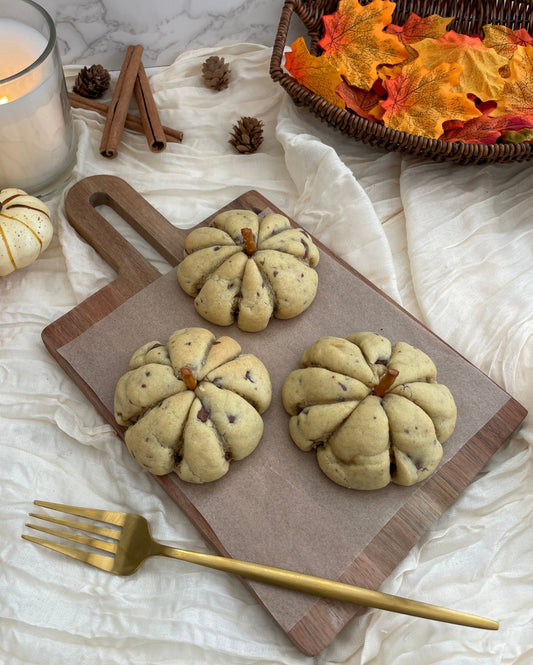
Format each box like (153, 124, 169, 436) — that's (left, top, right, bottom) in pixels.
(39, 0, 305, 68)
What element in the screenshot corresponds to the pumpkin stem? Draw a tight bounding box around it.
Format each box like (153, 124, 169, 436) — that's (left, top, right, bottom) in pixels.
(180, 367, 197, 390)
(241, 227, 256, 256)
(373, 368, 399, 397)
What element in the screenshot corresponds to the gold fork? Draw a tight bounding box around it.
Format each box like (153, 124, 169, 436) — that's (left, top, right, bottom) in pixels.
(22, 500, 498, 630)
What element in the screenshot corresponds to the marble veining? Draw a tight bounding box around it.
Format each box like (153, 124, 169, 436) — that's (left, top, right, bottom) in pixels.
(40, 0, 306, 68)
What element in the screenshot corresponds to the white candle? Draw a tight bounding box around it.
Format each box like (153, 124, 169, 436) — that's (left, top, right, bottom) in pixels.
(0, 16, 75, 195)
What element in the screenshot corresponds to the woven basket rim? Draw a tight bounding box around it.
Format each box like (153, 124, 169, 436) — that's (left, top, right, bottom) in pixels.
(269, 0, 533, 165)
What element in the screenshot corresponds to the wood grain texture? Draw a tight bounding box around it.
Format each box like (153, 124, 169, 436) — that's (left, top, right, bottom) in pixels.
(287, 397, 527, 651)
(42, 176, 527, 655)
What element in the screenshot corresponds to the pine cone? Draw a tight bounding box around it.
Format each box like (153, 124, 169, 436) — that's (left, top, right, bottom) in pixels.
(73, 64, 111, 99)
(202, 55, 231, 91)
(229, 117, 264, 154)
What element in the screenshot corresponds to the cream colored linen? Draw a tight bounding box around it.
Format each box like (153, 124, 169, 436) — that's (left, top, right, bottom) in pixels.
(1, 43, 531, 665)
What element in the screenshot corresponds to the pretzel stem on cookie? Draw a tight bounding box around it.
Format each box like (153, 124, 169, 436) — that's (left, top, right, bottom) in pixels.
(180, 367, 197, 390)
(241, 227, 256, 256)
(373, 368, 399, 397)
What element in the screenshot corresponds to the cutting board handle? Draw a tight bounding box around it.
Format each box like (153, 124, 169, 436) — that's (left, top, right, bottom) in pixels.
(64, 175, 185, 294)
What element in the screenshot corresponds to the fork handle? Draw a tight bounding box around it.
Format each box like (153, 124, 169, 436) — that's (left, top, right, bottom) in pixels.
(155, 544, 497, 630)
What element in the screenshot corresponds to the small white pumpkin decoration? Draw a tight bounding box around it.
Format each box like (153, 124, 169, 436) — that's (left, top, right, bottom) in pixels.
(0, 188, 53, 276)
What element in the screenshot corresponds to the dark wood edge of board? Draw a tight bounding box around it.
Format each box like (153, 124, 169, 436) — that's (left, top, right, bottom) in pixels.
(286, 396, 526, 654)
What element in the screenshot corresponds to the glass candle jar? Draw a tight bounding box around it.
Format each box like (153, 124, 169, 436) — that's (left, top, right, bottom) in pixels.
(0, 0, 76, 197)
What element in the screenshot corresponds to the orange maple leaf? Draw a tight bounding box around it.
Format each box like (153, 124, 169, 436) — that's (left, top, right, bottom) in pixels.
(377, 43, 419, 81)
(381, 58, 480, 139)
(385, 12, 453, 44)
(285, 37, 345, 108)
(318, 0, 409, 90)
(413, 31, 508, 101)
(492, 44, 533, 122)
(483, 24, 533, 60)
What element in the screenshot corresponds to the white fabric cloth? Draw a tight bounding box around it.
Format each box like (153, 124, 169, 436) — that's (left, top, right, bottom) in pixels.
(2, 43, 532, 664)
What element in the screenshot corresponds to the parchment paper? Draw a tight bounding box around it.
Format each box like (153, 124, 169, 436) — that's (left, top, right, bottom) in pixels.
(58, 233, 509, 632)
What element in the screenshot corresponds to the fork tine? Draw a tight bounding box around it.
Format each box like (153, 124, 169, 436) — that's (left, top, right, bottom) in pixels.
(21, 534, 115, 572)
(34, 500, 127, 527)
(28, 512, 121, 540)
(25, 522, 117, 554)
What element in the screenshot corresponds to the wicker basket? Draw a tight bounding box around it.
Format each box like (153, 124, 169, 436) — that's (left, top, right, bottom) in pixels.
(270, 0, 533, 164)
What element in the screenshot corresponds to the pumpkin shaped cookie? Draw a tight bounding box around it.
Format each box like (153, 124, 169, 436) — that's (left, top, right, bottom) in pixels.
(282, 332, 457, 490)
(0, 188, 53, 276)
(176, 210, 320, 332)
(114, 327, 272, 483)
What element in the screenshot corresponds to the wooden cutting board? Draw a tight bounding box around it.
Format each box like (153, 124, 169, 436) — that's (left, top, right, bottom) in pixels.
(42, 175, 527, 655)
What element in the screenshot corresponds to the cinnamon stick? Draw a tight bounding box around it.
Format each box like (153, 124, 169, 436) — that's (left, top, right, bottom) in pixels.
(100, 44, 144, 158)
(69, 93, 183, 144)
(134, 62, 166, 152)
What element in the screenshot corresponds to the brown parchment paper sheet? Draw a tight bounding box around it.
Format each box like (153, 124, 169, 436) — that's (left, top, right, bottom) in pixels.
(58, 242, 509, 633)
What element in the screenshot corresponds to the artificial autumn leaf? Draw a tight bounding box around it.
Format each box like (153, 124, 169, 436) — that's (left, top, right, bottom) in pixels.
(499, 63, 511, 78)
(440, 112, 531, 144)
(385, 12, 453, 44)
(501, 127, 533, 143)
(318, 0, 409, 90)
(477, 100, 498, 114)
(285, 37, 345, 108)
(492, 44, 533, 122)
(381, 58, 480, 139)
(413, 31, 508, 101)
(377, 44, 418, 81)
(440, 119, 463, 135)
(372, 77, 387, 97)
(483, 24, 533, 60)
(336, 80, 384, 121)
